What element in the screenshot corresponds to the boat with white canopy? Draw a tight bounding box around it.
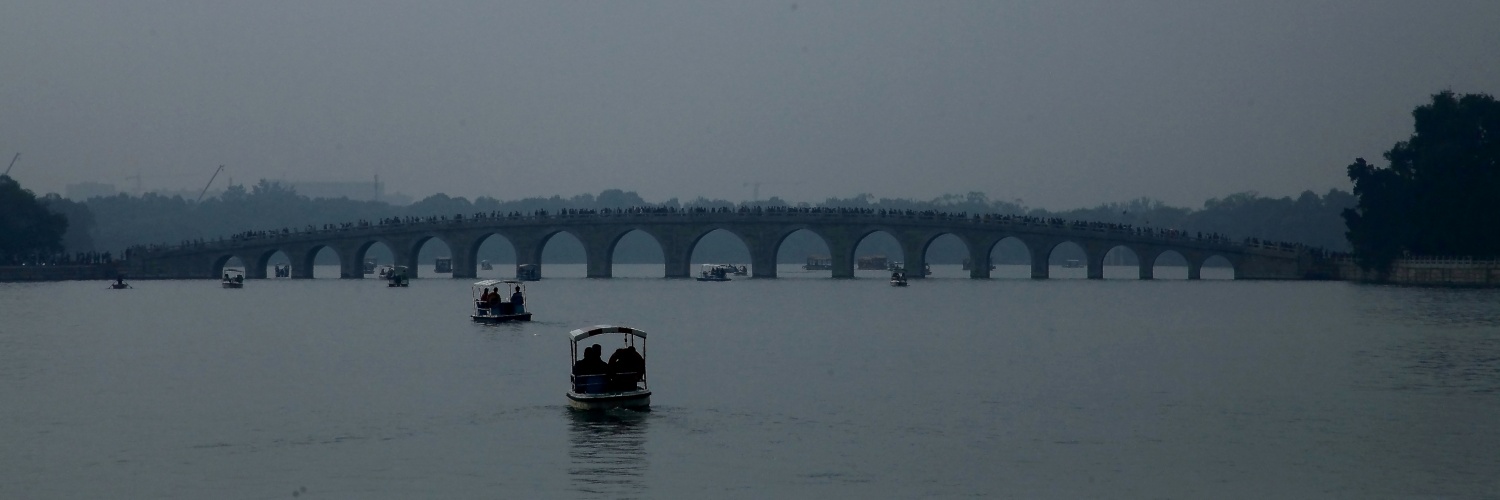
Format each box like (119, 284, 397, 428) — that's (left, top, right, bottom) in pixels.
(567, 325, 650, 410)
(471, 279, 531, 322)
(221, 268, 244, 288)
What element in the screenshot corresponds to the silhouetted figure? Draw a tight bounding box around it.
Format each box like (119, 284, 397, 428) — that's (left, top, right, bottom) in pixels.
(573, 345, 609, 376)
(608, 345, 645, 391)
(510, 286, 524, 314)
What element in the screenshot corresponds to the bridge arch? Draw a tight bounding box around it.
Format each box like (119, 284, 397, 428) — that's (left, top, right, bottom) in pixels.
(1199, 254, 1237, 280)
(464, 232, 518, 278)
(602, 227, 666, 278)
(685, 227, 751, 277)
(1044, 239, 1089, 279)
(295, 244, 344, 279)
(255, 249, 291, 278)
(918, 232, 972, 278)
(984, 235, 1032, 279)
(211, 254, 247, 279)
(1102, 244, 1143, 279)
(770, 225, 835, 279)
(848, 227, 906, 278)
(532, 228, 587, 279)
(1149, 250, 1189, 280)
(350, 239, 399, 278)
(600, 228, 666, 276)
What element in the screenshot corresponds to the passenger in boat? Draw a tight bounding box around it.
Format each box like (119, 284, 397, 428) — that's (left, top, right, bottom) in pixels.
(573, 345, 609, 375)
(510, 286, 524, 314)
(607, 345, 645, 390)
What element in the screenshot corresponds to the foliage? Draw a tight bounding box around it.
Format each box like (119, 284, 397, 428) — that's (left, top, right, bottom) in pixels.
(0, 175, 69, 262)
(1343, 91, 1500, 269)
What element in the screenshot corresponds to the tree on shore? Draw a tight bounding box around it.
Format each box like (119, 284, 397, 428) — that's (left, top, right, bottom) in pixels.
(1343, 91, 1500, 270)
(0, 175, 69, 263)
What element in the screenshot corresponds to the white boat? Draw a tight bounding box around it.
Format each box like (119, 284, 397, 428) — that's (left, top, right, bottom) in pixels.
(471, 279, 531, 322)
(567, 325, 651, 411)
(480, 259, 493, 271)
(386, 266, 409, 287)
(696, 264, 732, 281)
(890, 271, 908, 287)
(1063, 259, 1083, 269)
(222, 268, 244, 288)
(515, 264, 540, 281)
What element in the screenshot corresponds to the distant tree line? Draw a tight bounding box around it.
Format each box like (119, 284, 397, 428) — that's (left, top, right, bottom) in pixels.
(51, 180, 1355, 265)
(1343, 91, 1500, 270)
(1, 175, 75, 264)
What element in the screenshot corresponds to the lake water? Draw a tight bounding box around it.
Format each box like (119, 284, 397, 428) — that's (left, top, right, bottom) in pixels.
(3, 265, 1499, 499)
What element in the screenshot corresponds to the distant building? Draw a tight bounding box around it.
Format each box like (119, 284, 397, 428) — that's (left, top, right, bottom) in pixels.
(65, 182, 118, 200)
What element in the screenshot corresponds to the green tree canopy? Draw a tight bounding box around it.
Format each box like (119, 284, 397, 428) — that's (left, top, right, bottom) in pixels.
(0, 175, 69, 262)
(1343, 91, 1500, 269)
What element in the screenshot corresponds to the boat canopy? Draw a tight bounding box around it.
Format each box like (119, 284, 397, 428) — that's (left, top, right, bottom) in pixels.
(569, 325, 647, 343)
(472, 279, 522, 287)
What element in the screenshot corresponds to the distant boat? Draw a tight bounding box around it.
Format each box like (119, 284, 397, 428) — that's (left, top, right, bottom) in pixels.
(889, 271, 908, 287)
(386, 266, 409, 287)
(480, 260, 493, 270)
(471, 279, 532, 323)
(804, 255, 832, 270)
(696, 264, 732, 282)
(515, 264, 540, 281)
(435, 257, 452, 273)
(222, 268, 244, 288)
(1063, 259, 1083, 269)
(857, 255, 888, 270)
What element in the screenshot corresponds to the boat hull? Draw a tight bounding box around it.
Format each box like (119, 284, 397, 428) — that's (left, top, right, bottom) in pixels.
(471, 312, 532, 323)
(222, 282, 243, 289)
(567, 390, 651, 410)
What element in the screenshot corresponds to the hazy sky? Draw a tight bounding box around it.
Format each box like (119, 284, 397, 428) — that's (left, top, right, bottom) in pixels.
(2, 1, 1496, 209)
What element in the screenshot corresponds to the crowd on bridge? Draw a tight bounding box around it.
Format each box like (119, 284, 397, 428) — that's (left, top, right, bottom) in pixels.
(128, 203, 1332, 260)
(3, 250, 115, 267)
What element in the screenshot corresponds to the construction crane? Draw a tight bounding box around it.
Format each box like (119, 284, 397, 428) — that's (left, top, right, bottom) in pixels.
(3, 153, 18, 176)
(196, 165, 224, 203)
(742, 181, 801, 203)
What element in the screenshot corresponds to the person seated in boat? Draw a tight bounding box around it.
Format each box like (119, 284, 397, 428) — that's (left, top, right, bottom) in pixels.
(607, 345, 645, 390)
(573, 345, 609, 376)
(223, 272, 229, 281)
(115, 276, 126, 287)
(509, 286, 524, 314)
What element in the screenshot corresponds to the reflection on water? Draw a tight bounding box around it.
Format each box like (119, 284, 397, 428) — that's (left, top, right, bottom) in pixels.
(567, 408, 650, 498)
(1353, 287, 1500, 394)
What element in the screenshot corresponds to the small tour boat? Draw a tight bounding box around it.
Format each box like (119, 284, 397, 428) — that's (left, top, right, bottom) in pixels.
(696, 264, 731, 282)
(377, 265, 393, 278)
(890, 271, 908, 287)
(435, 257, 453, 274)
(480, 259, 493, 270)
(386, 266, 409, 287)
(1063, 259, 1083, 269)
(109, 276, 131, 289)
(471, 279, 531, 322)
(515, 264, 540, 281)
(274, 263, 290, 278)
(731, 264, 748, 276)
(804, 255, 832, 270)
(364, 259, 377, 274)
(567, 325, 651, 411)
(222, 268, 245, 288)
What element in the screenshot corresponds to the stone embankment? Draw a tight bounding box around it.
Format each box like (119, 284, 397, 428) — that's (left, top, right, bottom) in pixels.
(1332, 257, 1500, 287)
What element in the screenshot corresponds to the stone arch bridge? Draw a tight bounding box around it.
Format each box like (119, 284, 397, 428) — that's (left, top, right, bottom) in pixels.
(125, 211, 1313, 280)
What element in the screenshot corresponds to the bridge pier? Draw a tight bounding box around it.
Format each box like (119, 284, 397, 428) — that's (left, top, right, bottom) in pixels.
(898, 236, 927, 279)
(448, 232, 481, 279)
(512, 234, 545, 281)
